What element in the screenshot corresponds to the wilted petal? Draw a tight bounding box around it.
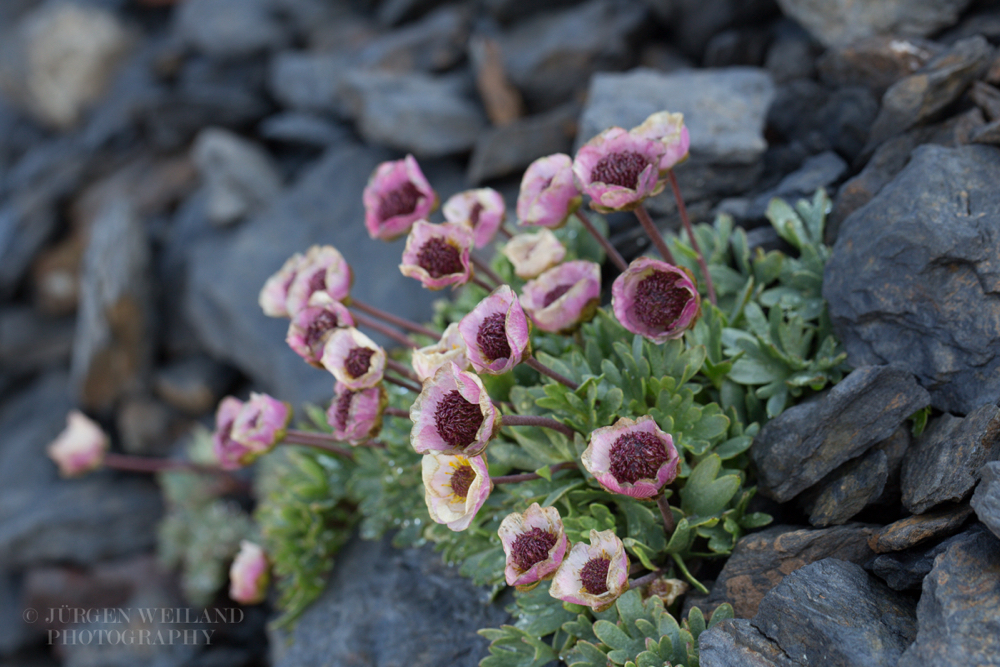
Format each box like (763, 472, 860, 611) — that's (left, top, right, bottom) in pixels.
(399, 220, 473, 290)
(286, 294, 355, 367)
(630, 111, 690, 173)
(516, 154, 581, 229)
(443, 188, 506, 249)
(285, 245, 353, 317)
(502, 230, 566, 280)
(327, 382, 386, 445)
(412, 323, 470, 383)
(520, 260, 601, 333)
(499, 503, 568, 588)
(363, 155, 437, 241)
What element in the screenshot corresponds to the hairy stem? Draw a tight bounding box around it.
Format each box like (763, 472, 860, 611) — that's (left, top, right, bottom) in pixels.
(501, 414, 576, 438)
(351, 311, 417, 349)
(470, 255, 503, 287)
(384, 374, 422, 393)
(574, 210, 628, 272)
(491, 461, 578, 484)
(385, 357, 419, 382)
(525, 356, 579, 391)
(384, 406, 411, 419)
(656, 493, 676, 538)
(668, 169, 716, 305)
(470, 275, 496, 292)
(350, 299, 439, 339)
(634, 205, 675, 264)
(629, 568, 666, 590)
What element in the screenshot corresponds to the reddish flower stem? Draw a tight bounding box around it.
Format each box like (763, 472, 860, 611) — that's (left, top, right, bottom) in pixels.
(470, 275, 496, 292)
(491, 461, 578, 484)
(498, 224, 516, 239)
(629, 568, 666, 590)
(103, 453, 223, 475)
(384, 374, 422, 393)
(282, 430, 387, 455)
(574, 210, 628, 272)
(470, 255, 503, 287)
(384, 406, 411, 419)
(350, 299, 439, 339)
(351, 311, 417, 349)
(385, 357, 420, 383)
(668, 169, 716, 305)
(634, 205, 675, 264)
(655, 493, 676, 539)
(525, 356, 579, 391)
(500, 414, 576, 439)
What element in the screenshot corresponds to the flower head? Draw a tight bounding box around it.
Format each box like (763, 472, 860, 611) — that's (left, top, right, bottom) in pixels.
(581, 416, 680, 498)
(572, 128, 666, 213)
(327, 382, 387, 445)
(516, 154, 581, 229)
(363, 155, 437, 241)
(229, 541, 269, 605)
(502, 230, 566, 280)
(399, 220, 473, 290)
(284, 245, 353, 317)
(458, 285, 531, 375)
(422, 452, 492, 531)
(232, 392, 291, 461)
(321, 327, 386, 390)
(286, 294, 354, 367)
(520, 260, 601, 334)
(611, 257, 700, 343)
(259, 252, 306, 318)
(499, 503, 568, 589)
(409, 362, 498, 455)
(443, 188, 506, 249)
(630, 111, 690, 174)
(549, 529, 629, 611)
(412, 322, 470, 383)
(47, 410, 109, 477)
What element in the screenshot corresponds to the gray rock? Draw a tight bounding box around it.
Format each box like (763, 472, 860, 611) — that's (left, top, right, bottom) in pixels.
(0, 307, 74, 376)
(174, 0, 289, 59)
(971, 81, 1000, 122)
(970, 119, 1000, 145)
(71, 198, 153, 413)
(359, 5, 469, 73)
(775, 0, 975, 48)
(259, 112, 351, 148)
(193, 127, 283, 227)
(499, 0, 648, 111)
(483, 0, 582, 23)
(467, 103, 578, 184)
(897, 525, 1000, 666)
(863, 36, 994, 154)
(901, 403, 1000, 514)
(184, 144, 447, 407)
(869, 505, 974, 553)
(271, 533, 509, 667)
(699, 619, 798, 667)
(268, 51, 349, 115)
(153, 356, 237, 416)
(748, 151, 847, 219)
(825, 145, 1000, 415)
(817, 36, 943, 98)
(0, 573, 30, 656)
(751, 366, 929, 502)
(578, 67, 774, 205)
(699, 523, 876, 619)
(971, 461, 1000, 539)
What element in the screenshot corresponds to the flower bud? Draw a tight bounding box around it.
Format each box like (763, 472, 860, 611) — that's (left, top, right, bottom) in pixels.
(516, 154, 581, 229)
(501, 230, 566, 280)
(229, 541, 269, 605)
(259, 252, 306, 318)
(443, 188, 506, 249)
(47, 410, 108, 477)
(327, 382, 387, 445)
(213, 394, 292, 470)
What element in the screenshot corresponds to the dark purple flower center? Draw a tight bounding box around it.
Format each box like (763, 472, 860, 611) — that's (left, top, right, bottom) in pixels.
(450, 463, 476, 498)
(609, 431, 669, 484)
(306, 268, 327, 295)
(305, 310, 340, 349)
(580, 556, 611, 595)
(540, 176, 554, 191)
(542, 284, 574, 308)
(633, 270, 690, 332)
(511, 527, 558, 572)
(378, 181, 422, 222)
(469, 202, 484, 228)
(218, 416, 236, 447)
(333, 389, 356, 431)
(344, 346, 376, 378)
(476, 312, 511, 361)
(416, 237, 464, 279)
(591, 151, 650, 189)
(434, 390, 485, 450)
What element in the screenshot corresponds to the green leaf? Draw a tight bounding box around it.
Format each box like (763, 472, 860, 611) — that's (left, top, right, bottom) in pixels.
(680, 455, 741, 520)
(479, 626, 558, 667)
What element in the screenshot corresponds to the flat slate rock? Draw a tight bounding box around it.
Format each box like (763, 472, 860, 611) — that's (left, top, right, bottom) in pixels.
(271, 533, 509, 667)
(751, 365, 929, 502)
(699, 523, 876, 619)
(901, 402, 1000, 514)
(868, 505, 974, 553)
(699, 619, 798, 667)
(897, 525, 1000, 666)
(971, 461, 1000, 539)
(825, 144, 1000, 415)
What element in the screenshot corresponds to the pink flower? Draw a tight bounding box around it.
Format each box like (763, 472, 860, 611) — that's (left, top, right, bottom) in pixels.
(326, 382, 386, 445)
(458, 285, 531, 375)
(212, 396, 246, 470)
(399, 220, 473, 290)
(284, 245, 353, 317)
(363, 154, 438, 241)
(443, 188, 506, 249)
(286, 294, 355, 367)
(502, 230, 566, 280)
(409, 362, 498, 455)
(47, 410, 109, 477)
(572, 128, 666, 213)
(520, 260, 601, 334)
(321, 327, 386, 390)
(499, 503, 568, 589)
(630, 111, 690, 174)
(411, 323, 470, 383)
(259, 252, 306, 318)
(421, 452, 493, 531)
(231, 392, 292, 461)
(229, 541, 270, 605)
(581, 416, 680, 499)
(549, 529, 630, 611)
(516, 154, 581, 229)
(611, 257, 700, 343)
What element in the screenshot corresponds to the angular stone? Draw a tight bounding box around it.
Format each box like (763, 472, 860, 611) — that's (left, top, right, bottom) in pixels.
(897, 526, 1000, 666)
(863, 36, 994, 154)
(699, 619, 798, 667)
(970, 119, 1000, 146)
(700, 523, 876, 618)
(466, 103, 577, 184)
(751, 366, 929, 502)
(804, 451, 888, 527)
(268, 51, 348, 115)
(259, 112, 351, 148)
(270, 533, 509, 667)
(359, 5, 469, 73)
(971, 461, 1000, 539)
(775, 0, 975, 48)
(970, 81, 1000, 122)
(825, 145, 1000, 414)
(869, 505, 974, 553)
(817, 35, 943, 97)
(901, 403, 1000, 514)
(173, 0, 289, 59)
(748, 151, 848, 219)
(192, 127, 283, 226)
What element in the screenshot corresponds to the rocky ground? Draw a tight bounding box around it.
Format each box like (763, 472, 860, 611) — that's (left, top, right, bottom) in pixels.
(1, 0, 999, 665)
